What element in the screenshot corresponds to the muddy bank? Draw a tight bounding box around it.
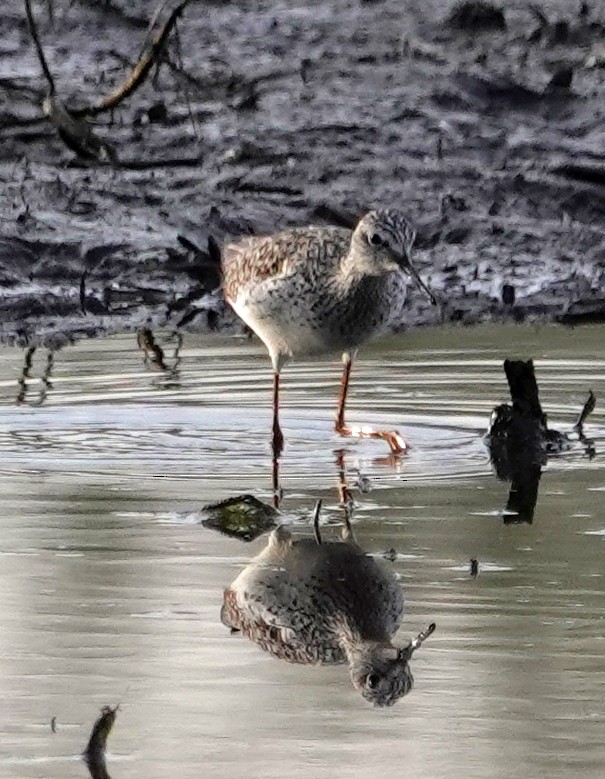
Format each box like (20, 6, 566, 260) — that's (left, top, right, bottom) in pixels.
(1, 0, 605, 347)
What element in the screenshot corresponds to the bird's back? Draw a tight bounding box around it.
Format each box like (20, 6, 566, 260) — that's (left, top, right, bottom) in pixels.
(222, 536, 404, 665)
(222, 226, 352, 304)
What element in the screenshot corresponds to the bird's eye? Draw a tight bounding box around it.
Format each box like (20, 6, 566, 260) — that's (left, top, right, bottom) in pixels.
(366, 673, 380, 690)
(368, 232, 387, 248)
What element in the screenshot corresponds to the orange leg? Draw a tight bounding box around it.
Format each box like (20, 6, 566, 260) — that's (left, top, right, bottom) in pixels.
(335, 448, 355, 511)
(271, 371, 284, 509)
(334, 354, 407, 455)
(272, 453, 282, 509)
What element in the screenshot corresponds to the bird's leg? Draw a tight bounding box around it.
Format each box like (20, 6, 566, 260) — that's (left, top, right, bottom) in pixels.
(272, 371, 284, 458)
(335, 353, 353, 432)
(335, 448, 354, 509)
(334, 354, 408, 455)
(335, 450, 356, 539)
(272, 453, 282, 509)
(271, 370, 284, 509)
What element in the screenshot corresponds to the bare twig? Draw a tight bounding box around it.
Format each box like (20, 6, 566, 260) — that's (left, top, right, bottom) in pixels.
(24, 0, 193, 162)
(42, 95, 116, 161)
(173, 19, 199, 139)
(24, 0, 56, 94)
(71, 0, 193, 118)
(138, 0, 171, 59)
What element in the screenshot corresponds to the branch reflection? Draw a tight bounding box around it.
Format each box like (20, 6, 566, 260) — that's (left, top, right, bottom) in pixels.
(16, 346, 55, 406)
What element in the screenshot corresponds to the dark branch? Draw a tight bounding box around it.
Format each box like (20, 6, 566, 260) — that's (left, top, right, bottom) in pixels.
(72, 0, 193, 118)
(24, 0, 56, 94)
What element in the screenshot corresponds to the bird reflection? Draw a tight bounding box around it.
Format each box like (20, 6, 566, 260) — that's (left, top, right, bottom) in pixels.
(485, 359, 595, 523)
(221, 501, 435, 707)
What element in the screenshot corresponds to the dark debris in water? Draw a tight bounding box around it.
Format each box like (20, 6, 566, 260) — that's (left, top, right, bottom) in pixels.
(83, 704, 119, 779)
(201, 494, 279, 542)
(486, 359, 596, 524)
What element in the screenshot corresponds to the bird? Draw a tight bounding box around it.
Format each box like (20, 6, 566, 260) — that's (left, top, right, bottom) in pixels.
(221, 501, 436, 707)
(220, 209, 436, 458)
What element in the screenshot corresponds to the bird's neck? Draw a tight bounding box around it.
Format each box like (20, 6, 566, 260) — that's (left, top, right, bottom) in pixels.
(341, 250, 379, 281)
(333, 617, 391, 658)
(339, 248, 398, 292)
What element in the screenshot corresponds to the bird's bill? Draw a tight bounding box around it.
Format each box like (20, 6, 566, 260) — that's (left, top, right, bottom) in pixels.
(410, 622, 436, 653)
(398, 622, 437, 662)
(402, 251, 437, 306)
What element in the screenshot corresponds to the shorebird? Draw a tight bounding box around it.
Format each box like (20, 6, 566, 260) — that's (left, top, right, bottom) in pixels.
(221, 501, 436, 707)
(221, 209, 436, 458)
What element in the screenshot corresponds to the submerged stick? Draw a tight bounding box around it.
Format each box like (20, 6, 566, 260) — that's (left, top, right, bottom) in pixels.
(574, 390, 596, 433)
(312, 499, 323, 545)
(24, 0, 192, 162)
(24, 0, 114, 161)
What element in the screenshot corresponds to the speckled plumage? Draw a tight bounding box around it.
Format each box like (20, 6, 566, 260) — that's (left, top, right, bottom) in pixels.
(221, 523, 424, 706)
(220, 209, 433, 458)
(222, 211, 418, 369)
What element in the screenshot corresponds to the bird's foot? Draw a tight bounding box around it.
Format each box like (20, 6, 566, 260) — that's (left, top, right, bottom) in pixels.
(381, 430, 408, 455)
(335, 423, 408, 455)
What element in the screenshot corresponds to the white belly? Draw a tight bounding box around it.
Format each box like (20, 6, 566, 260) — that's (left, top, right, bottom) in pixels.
(230, 297, 337, 366)
(229, 270, 408, 369)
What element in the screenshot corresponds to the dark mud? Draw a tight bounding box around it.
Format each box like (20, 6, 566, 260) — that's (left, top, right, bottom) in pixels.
(2, 0, 605, 347)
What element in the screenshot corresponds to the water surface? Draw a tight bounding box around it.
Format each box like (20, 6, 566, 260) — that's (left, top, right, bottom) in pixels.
(1, 324, 604, 779)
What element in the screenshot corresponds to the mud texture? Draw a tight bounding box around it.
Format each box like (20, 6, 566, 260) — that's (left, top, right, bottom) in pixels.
(1, 0, 605, 348)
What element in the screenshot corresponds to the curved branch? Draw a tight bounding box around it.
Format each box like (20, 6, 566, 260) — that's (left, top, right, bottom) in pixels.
(24, 0, 56, 94)
(72, 0, 192, 118)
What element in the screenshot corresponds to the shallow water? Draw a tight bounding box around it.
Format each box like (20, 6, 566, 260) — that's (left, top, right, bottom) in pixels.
(1, 324, 604, 779)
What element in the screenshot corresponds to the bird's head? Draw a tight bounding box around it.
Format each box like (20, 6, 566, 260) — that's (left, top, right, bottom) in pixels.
(348, 622, 436, 707)
(353, 209, 436, 305)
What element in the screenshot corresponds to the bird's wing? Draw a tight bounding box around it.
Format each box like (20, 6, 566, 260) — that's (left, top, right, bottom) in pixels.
(221, 226, 351, 301)
(222, 587, 337, 664)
